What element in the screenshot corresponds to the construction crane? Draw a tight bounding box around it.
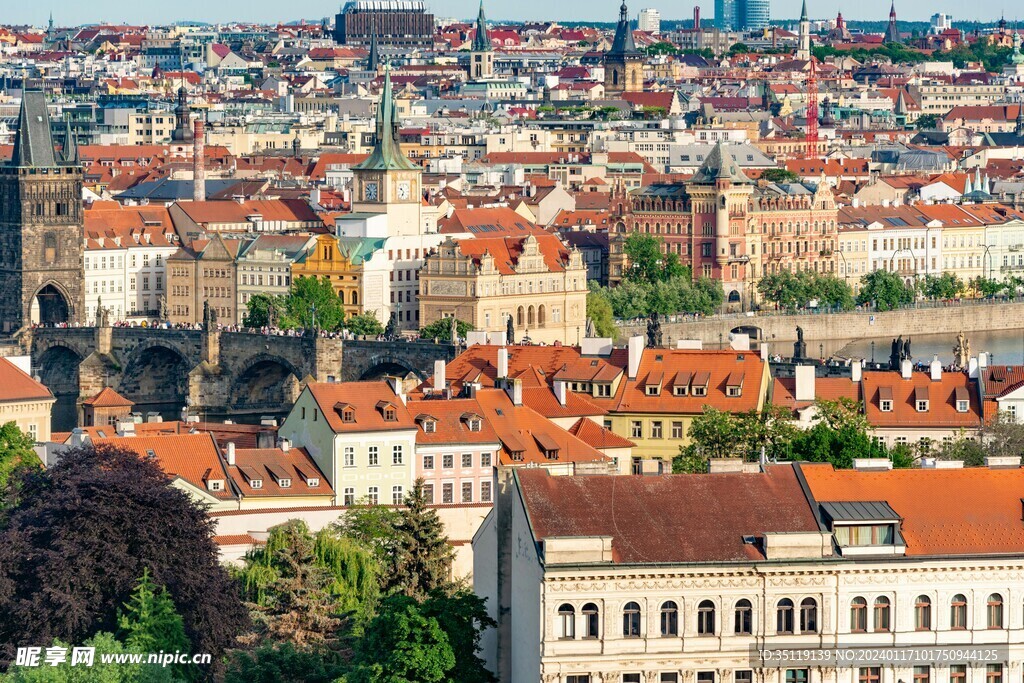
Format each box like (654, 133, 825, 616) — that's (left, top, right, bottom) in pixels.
(804, 58, 818, 160)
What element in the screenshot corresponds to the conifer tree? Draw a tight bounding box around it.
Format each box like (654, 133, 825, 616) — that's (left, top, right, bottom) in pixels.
(388, 479, 455, 599)
(117, 568, 190, 655)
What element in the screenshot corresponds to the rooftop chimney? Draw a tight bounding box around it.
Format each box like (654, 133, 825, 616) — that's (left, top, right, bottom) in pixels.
(278, 437, 291, 452)
(433, 359, 446, 392)
(759, 342, 769, 361)
(900, 358, 912, 380)
(627, 336, 644, 380)
(193, 119, 205, 203)
(930, 354, 942, 381)
(795, 364, 816, 402)
(851, 358, 863, 383)
(496, 347, 509, 379)
(553, 379, 567, 406)
(226, 442, 236, 466)
(505, 377, 522, 406)
(386, 376, 407, 404)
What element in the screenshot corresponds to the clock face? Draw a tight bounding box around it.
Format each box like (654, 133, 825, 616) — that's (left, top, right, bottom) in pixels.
(364, 182, 379, 201)
(396, 181, 411, 201)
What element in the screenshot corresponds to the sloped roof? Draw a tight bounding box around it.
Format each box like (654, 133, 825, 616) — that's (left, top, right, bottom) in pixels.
(689, 141, 751, 185)
(0, 357, 54, 403)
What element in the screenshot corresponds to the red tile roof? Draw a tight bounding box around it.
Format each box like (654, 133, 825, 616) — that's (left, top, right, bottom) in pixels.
(406, 397, 501, 445)
(0, 357, 53, 403)
(82, 387, 134, 407)
(862, 370, 982, 428)
(227, 447, 333, 497)
(517, 464, 819, 564)
(93, 432, 235, 500)
(567, 417, 635, 449)
(306, 381, 415, 433)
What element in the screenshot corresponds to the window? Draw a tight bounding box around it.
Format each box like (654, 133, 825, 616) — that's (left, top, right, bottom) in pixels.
(950, 666, 966, 683)
(624, 676, 642, 683)
(873, 597, 891, 632)
(660, 601, 679, 636)
(698, 673, 715, 683)
(558, 604, 575, 639)
(697, 600, 716, 635)
(622, 601, 641, 637)
(462, 453, 473, 468)
(392, 445, 403, 465)
(859, 668, 880, 683)
(950, 594, 967, 629)
(651, 421, 663, 439)
(423, 420, 435, 433)
(800, 598, 818, 633)
(343, 487, 355, 506)
(914, 666, 930, 683)
(786, 670, 808, 683)
(442, 483, 454, 504)
(986, 665, 1003, 683)
(915, 596, 932, 630)
(567, 677, 591, 683)
(422, 484, 434, 503)
(367, 487, 379, 505)
(987, 593, 1003, 629)
(443, 454, 454, 469)
(631, 421, 642, 438)
(880, 399, 893, 412)
(392, 486, 404, 505)
(342, 407, 355, 422)
(734, 599, 752, 635)
(368, 446, 379, 466)
(777, 599, 795, 634)
(851, 597, 868, 632)
(344, 447, 355, 467)
(663, 676, 681, 683)
(423, 455, 435, 470)
(671, 421, 683, 439)
(583, 603, 600, 638)
(481, 453, 492, 468)
(735, 673, 752, 683)
(461, 481, 473, 503)
(480, 480, 492, 502)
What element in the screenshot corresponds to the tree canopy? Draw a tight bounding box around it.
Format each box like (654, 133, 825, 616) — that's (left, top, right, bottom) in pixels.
(759, 168, 801, 184)
(0, 422, 38, 511)
(757, 271, 853, 311)
(622, 233, 686, 284)
(243, 277, 345, 332)
(420, 317, 473, 342)
(345, 312, 385, 337)
(857, 270, 915, 311)
(585, 287, 617, 338)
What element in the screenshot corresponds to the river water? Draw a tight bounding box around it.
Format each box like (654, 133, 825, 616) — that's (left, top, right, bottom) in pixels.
(837, 329, 1024, 366)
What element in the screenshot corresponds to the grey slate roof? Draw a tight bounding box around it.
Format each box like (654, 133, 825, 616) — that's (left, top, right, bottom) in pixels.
(11, 91, 58, 168)
(819, 500, 901, 524)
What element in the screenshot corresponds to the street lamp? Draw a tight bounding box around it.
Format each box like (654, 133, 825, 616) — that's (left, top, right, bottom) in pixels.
(980, 244, 994, 282)
(871, 340, 875, 364)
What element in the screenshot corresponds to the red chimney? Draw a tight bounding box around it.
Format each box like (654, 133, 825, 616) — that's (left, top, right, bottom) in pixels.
(694, 5, 701, 30)
(193, 119, 205, 203)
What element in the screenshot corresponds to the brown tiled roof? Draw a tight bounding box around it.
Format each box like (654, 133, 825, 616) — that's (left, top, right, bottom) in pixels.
(771, 377, 861, 411)
(567, 417, 635, 449)
(226, 447, 333, 497)
(93, 432, 235, 500)
(306, 381, 416, 433)
(517, 464, 819, 564)
(521, 387, 606, 419)
(0, 357, 54, 403)
(800, 462, 1024, 556)
(82, 387, 134, 407)
(406, 397, 501, 445)
(862, 370, 982, 428)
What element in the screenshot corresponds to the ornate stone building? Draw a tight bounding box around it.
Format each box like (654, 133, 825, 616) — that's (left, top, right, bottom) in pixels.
(418, 232, 588, 345)
(469, 0, 494, 80)
(0, 91, 85, 333)
(604, 1, 644, 95)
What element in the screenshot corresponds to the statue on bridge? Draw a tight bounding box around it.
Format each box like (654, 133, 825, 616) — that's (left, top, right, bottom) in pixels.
(585, 317, 596, 339)
(889, 335, 912, 369)
(646, 312, 662, 348)
(793, 326, 807, 360)
(506, 314, 515, 345)
(383, 312, 398, 341)
(953, 331, 971, 370)
(203, 301, 218, 329)
(158, 295, 169, 322)
(95, 296, 110, 328)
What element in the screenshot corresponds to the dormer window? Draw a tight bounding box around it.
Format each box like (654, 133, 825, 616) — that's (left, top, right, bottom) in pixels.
(820, 501, 905, 556)
(914, 386, 929, 413)
(878, 386, 893, 412)
(880, 400, 893, 412)
(250, 478, 263, 489)
(646, 384, 660, 396)
(955, 386, 969, 413)
(336, 402, 356, 423)
(377, 400, 397, 421)
(469, 419, 481, 432)
(306, 477, 319, 488)
(462, 413, 483, 432)
(384, 407, 396, 421)
(207, 480, 223, 492)
(956, 400, 969, 413)
(691, 371, 710, 397)
(726, 371, 744, 398)
(423, 420, 436, 433)
(645, 369, 663, 396)
(916, 400, 929, 412)
(279, 478, 292, 488)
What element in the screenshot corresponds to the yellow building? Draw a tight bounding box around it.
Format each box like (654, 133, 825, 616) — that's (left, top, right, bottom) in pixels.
(0, 357, 55, 442)
(418, 232, 589, 345)
(291, 233, 369, 318)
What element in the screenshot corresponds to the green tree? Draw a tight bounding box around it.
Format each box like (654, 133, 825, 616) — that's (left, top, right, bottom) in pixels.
(729, 42, 749, 53)
(623, 233, 685, 284)
(422, 590, 497, 683)
(347, 594, 455, 683)
(914, 113, 940, 130)
(419, 317, 473, 341)
(970, 276, 1006, 298)
(243, 293, 283, 328)
(758, 270, 806, 310)
(681, 407, 742, 460)
(934, 431, 987, 467)
(920, 272, 963, 299)
(334, 502, 404, 571)
(646, 41, 678, 55)
(345, 312, 384, 337)
(2, 632, 151, 683)
(586, 287, 617, 337)
(279, 276, 345, 332)
(857, 270, 914, 311)
(0, 422, 38, 510)
(117, 568, 190, 655)
(225, 641, 346, 683)
(759, 167, 801, 184)
(389, 480, 456, 599)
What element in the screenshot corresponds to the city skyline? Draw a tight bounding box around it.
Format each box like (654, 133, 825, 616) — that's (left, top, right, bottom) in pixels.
(7, 0, 1012, 27)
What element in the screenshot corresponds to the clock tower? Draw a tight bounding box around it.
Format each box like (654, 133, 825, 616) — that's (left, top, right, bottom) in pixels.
(351, 65, 424, 237)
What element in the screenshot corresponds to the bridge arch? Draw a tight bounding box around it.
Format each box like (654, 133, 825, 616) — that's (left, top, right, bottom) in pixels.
(230, 354, 304, 409)
(730, 325, 763, 344)
(35, 343, 84, 431)
(119, 342, 191, 416)
(359, 354, 427, 382)
(30, 280, 74, 325)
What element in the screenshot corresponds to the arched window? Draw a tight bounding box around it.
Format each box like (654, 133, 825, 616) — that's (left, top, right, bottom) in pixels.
(351, 291, 358, 305)
(622, 601, 641, 638)
(538, 305, 546, 328)
(697, 600, 716, 636)
(987, 594, 1003, 629)
(951, 594, 968, 630)
(915, 596, 932, 630)
(800, 598, 818, 633)
(660, 601, 679, 637)
(873, 596, 891, 632)
(583, 603, 600, 639)
(516, 306, 524, 327)
(776, 598, 795, 634)
(734, 599, 752, 635)
(558, 604, 575, 639)
(850, 597, 868, 632)
(527, 305, 535, 326)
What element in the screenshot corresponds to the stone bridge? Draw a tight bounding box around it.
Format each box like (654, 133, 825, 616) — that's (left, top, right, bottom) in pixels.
(27, 327, 458, 430)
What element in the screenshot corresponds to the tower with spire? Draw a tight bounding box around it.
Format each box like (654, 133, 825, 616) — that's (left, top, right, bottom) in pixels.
(0, 92, 85, 331)
(351, 64, 424, 236)
(470, 0, 494, 80)
(604, 0, 643, 94)
(796, 0, 811, 60)
(171, 85, 193, 145)
(883, 1, 900, 44)
(367, 20, 381, 73)
(827, 9, 852, 42)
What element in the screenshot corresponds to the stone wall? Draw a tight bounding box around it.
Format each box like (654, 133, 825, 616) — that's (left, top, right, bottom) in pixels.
(617, 301, 1024, 356)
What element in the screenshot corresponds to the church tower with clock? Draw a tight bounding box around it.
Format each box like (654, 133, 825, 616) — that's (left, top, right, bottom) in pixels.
(351, 65, 425, 237)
